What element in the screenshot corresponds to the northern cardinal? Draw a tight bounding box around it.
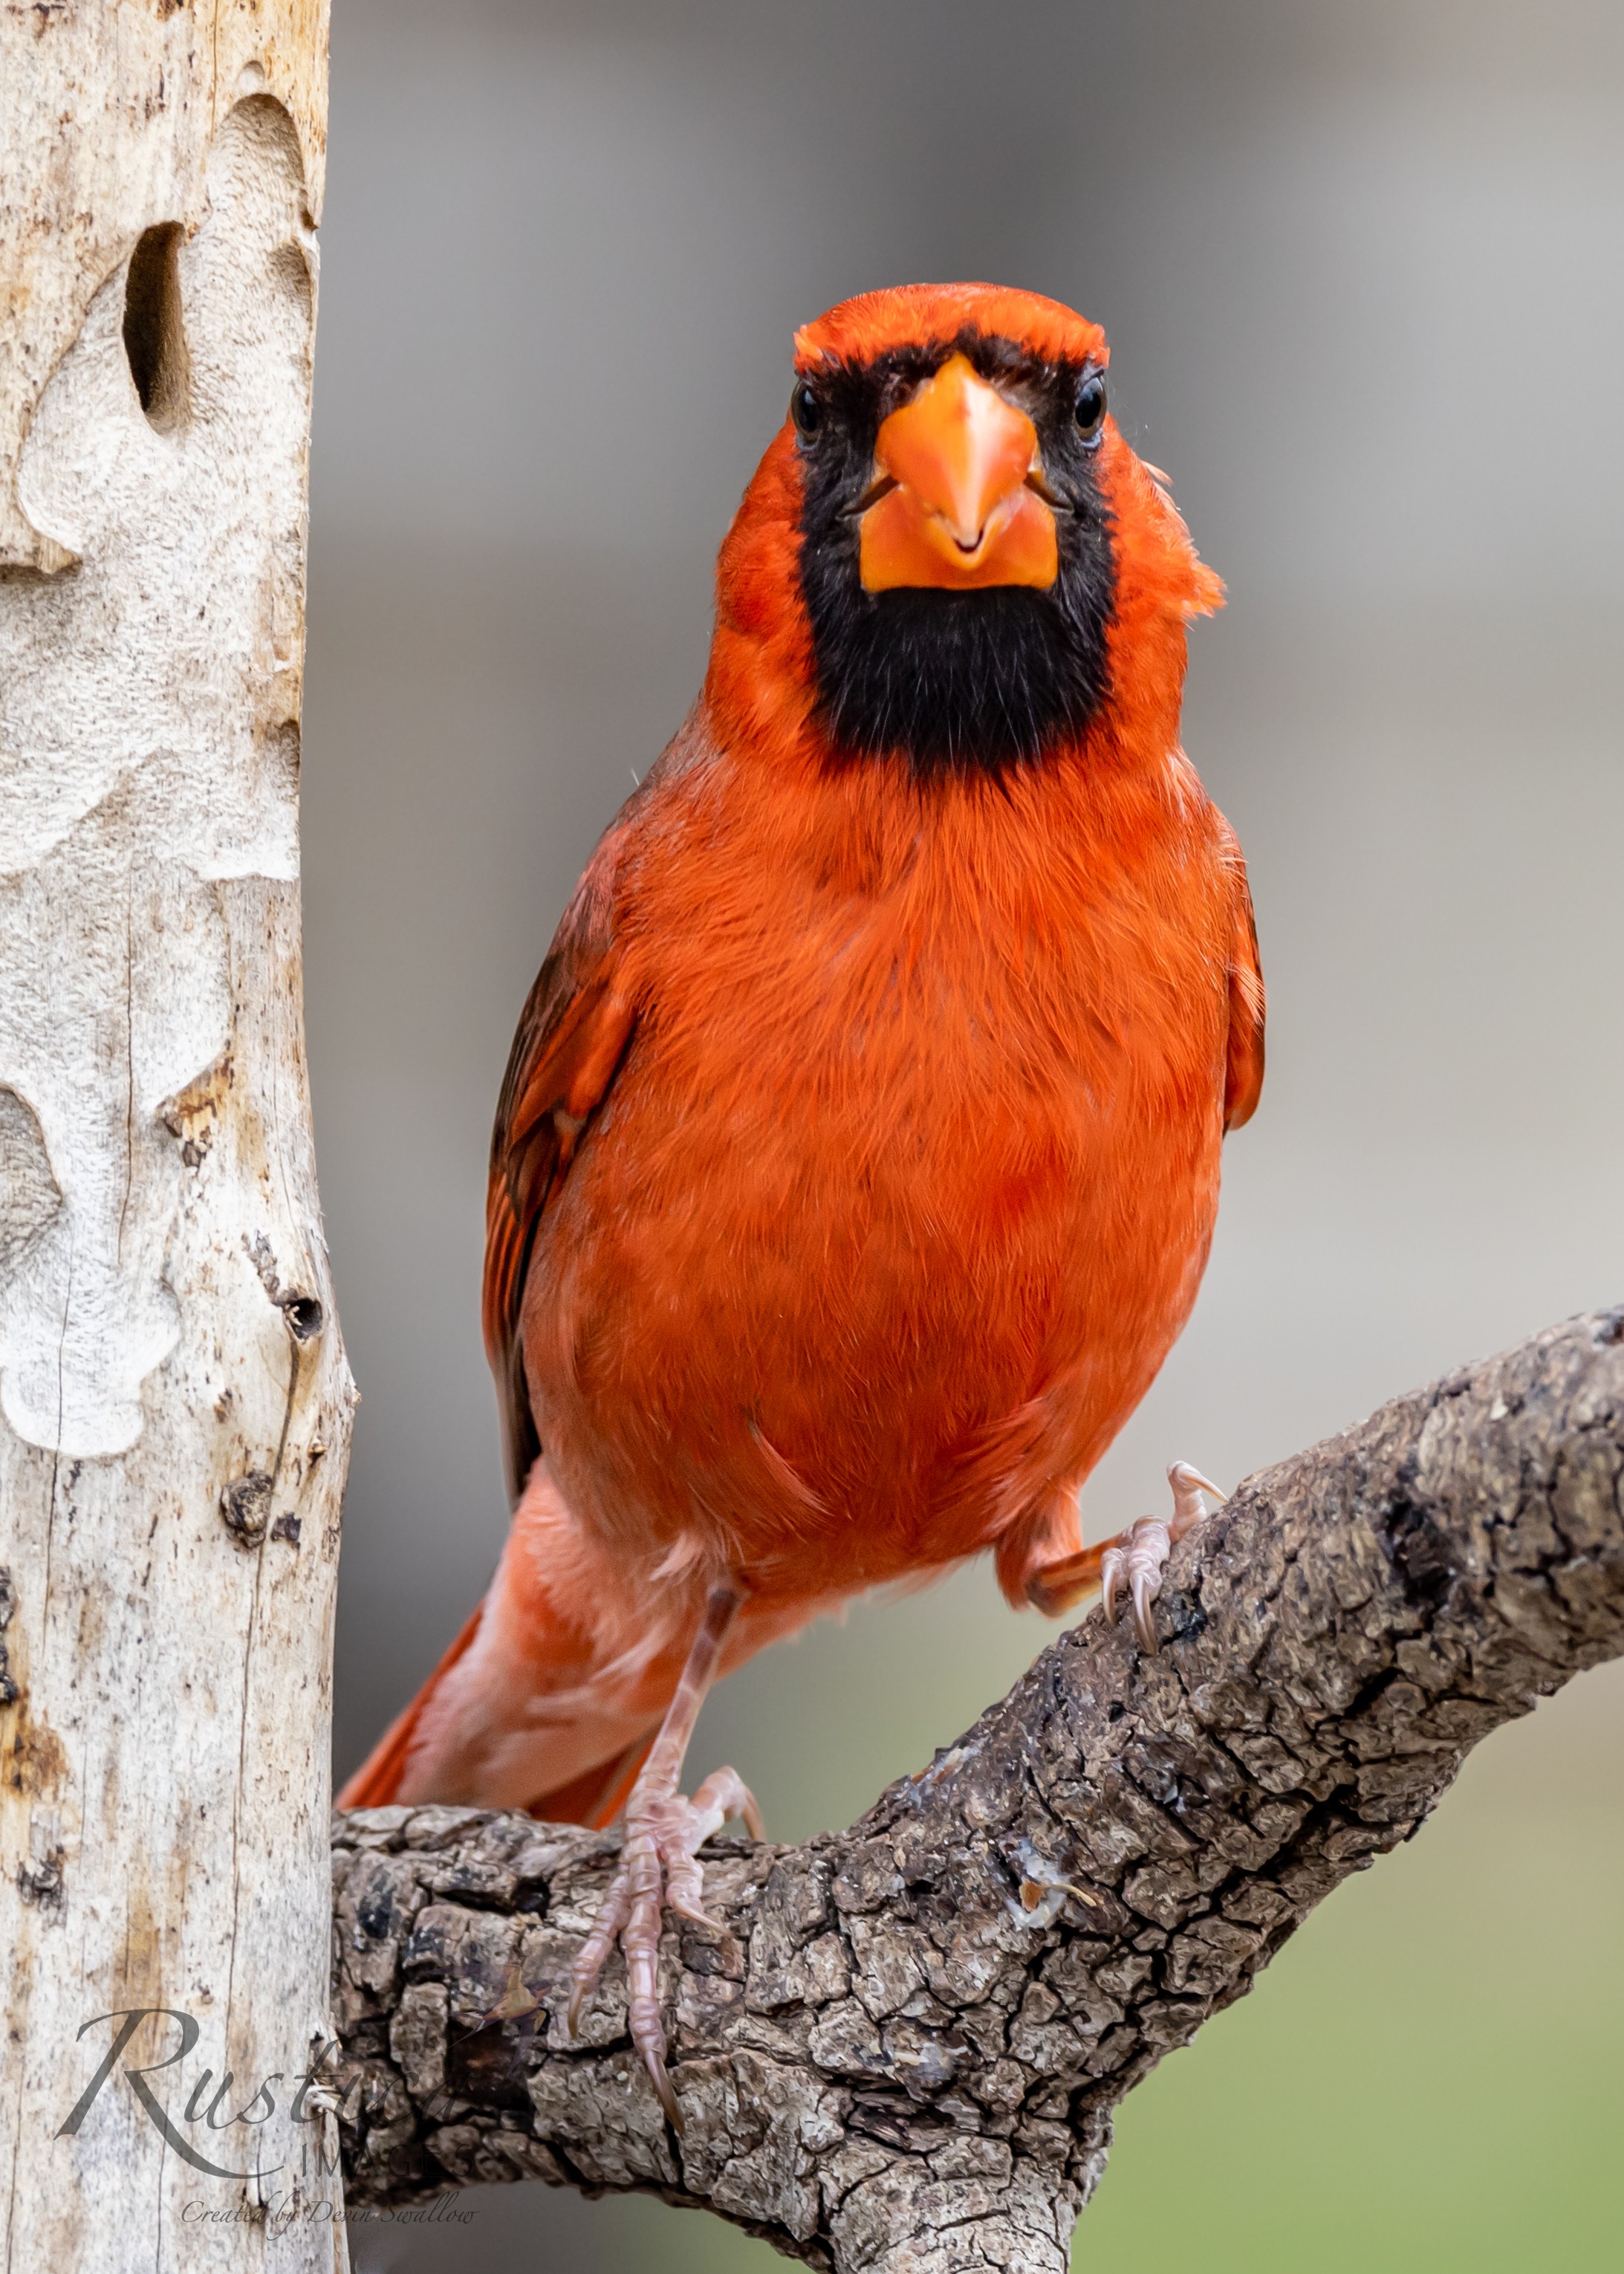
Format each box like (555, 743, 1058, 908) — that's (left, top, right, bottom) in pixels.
(340, 282, 1264, 2120)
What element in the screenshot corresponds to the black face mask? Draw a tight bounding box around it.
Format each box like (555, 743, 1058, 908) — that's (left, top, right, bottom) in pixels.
(794, 333, 1117, 779)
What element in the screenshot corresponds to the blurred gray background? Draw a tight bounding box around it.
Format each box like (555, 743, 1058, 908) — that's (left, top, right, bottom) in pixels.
(305, 4, 1624, 2267)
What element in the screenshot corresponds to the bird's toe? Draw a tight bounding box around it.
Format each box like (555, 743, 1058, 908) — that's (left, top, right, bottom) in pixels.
(568, 1764, 758, 2134)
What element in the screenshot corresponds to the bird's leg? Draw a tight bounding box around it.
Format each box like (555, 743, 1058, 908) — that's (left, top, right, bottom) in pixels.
(1026, 1462, 1224, 1651)
(566, 1579, 761, 2128)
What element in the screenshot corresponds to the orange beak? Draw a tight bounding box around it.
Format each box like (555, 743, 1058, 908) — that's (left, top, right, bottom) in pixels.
(858, 352, 1059, 594)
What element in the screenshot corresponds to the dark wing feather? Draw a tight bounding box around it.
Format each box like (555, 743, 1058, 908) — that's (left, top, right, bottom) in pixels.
(1218, 820, 1265, 1133)
(484, 826, 637, 1503)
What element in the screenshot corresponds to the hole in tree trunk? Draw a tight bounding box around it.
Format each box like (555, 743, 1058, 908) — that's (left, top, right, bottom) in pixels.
(123, 223, 190, 432)
(279, 1294, 325, 1344)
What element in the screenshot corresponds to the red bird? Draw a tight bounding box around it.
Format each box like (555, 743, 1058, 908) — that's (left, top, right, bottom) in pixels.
(340, 282, 1264, 2119)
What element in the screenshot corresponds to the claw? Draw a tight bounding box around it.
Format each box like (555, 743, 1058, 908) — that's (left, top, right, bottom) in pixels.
(565, 1973, 590, 2040)
(1100, 1543, 1128, 1627)
(689, 1764, 762, 1833)
(567, 1870, 630, 2038)
(669, 1896, 724, 1931)
(1130, 1562, 1159, 1653)
(1169, 1462, 1225, 1531)
(646, 2046, 682, 2131)
(1128, 1515, 1172, 1650)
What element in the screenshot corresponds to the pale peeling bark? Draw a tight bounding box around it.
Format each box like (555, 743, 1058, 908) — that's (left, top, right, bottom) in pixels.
(334, 1309, 1624, 2273)
(1, 12, 349, 2271)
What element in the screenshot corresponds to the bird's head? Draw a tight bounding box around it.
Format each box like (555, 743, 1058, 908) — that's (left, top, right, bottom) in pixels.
(707, 283, 1224, 779)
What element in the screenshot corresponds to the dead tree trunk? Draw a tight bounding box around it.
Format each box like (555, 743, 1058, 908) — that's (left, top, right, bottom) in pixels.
(334, 1309, 1624, 2273)
(0, 11, 348, 2267)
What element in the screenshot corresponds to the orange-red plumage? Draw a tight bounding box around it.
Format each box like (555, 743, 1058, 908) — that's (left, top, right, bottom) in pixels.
(340, 282, 1262, 1829)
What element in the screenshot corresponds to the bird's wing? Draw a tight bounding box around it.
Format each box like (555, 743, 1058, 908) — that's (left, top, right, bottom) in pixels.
(484, 825, 637, 1504)
(1219, 819, 1265, 1133)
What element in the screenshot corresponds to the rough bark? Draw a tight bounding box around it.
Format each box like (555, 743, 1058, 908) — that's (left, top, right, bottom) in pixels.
(1, 11, 349, 2270)
(333, 1307, 1624, 2273)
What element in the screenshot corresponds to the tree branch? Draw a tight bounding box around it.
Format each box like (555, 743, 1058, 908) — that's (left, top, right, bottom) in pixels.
(332, 1307, 1624, 2272)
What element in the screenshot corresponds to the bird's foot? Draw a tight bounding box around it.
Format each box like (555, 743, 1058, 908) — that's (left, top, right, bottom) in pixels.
(1099, 1462, 1223, 1651)
(567, 1762, 762, 2128)
(1027, 1461, 1224, 1647)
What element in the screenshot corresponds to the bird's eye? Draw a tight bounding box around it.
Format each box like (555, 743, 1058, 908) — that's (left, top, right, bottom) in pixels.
(1074, 374, 1107, 443)
(790, 379, 822, 438)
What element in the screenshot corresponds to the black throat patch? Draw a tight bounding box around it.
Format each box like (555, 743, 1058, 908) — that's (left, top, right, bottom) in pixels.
(796, 331, 1116, 777)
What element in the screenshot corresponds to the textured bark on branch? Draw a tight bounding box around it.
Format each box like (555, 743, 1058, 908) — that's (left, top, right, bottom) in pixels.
(333, 1308, 1624, 2272)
